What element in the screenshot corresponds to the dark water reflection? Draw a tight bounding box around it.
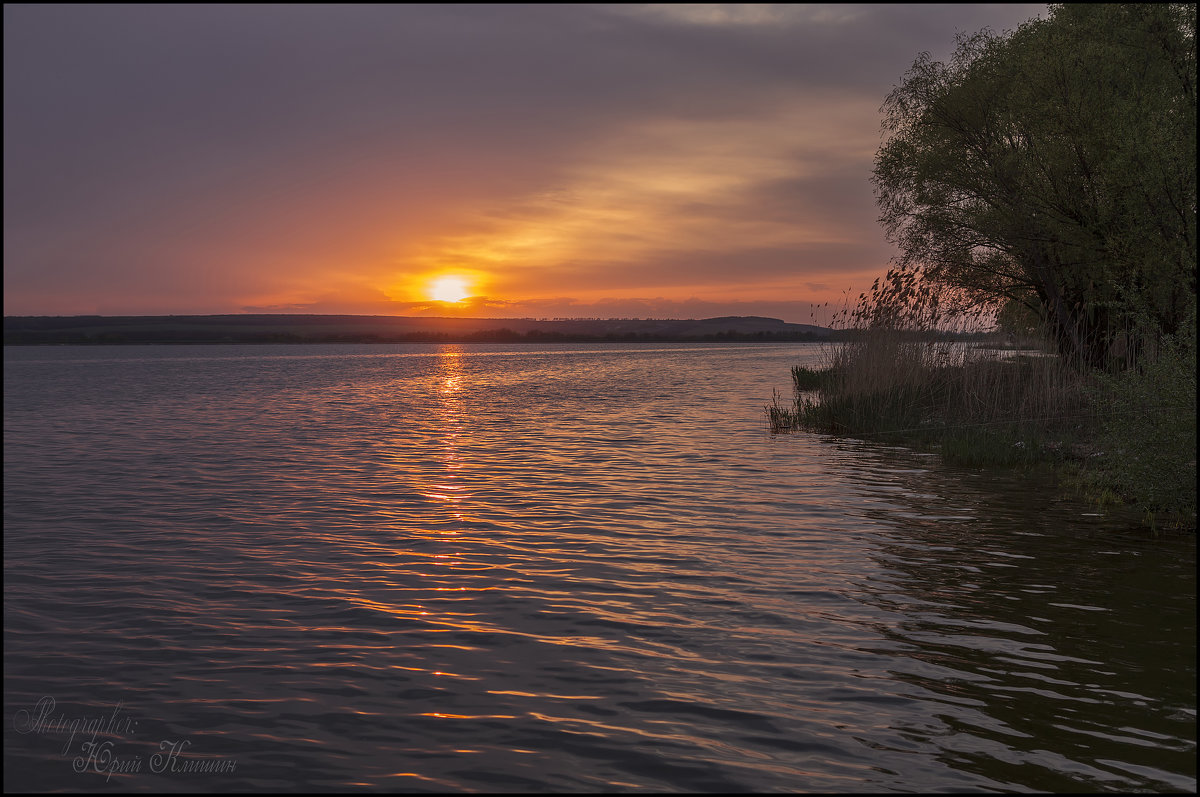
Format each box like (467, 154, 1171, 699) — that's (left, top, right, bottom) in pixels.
(3, 343, 1195, 792)
(832, 449, 1196, 791)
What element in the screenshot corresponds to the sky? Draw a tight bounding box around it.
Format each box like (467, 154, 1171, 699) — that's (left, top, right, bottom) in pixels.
(4, 4, 1045, 323)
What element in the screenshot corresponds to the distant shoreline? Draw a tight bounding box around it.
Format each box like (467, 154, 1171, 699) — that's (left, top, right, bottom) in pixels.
(2, 332, 835, 346)
(3, 313, 840, 346)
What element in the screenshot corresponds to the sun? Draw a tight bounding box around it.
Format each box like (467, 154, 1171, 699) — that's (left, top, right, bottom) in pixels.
(428, 275, 472, 303)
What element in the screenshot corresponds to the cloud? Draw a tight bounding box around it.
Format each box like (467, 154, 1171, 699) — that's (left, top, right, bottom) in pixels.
(3, 3, 1047, 318)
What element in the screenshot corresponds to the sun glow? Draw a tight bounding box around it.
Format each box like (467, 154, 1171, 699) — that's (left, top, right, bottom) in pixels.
(428, 275, 472, 303)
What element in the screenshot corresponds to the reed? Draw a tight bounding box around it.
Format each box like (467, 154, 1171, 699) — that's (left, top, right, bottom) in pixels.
(768, 328, 1093, 467)
(768, 311, 1196, 524)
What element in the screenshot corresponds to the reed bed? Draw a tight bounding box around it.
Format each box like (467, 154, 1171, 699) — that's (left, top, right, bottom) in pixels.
(770, 330, 1093, 467)
(770, 319, 1196, 524)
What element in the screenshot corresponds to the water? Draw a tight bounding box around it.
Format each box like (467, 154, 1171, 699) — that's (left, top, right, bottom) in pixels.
(3, 342, 1194, 793)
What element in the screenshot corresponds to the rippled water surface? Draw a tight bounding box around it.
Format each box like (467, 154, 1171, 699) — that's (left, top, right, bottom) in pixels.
(4, 342, 1195, 792)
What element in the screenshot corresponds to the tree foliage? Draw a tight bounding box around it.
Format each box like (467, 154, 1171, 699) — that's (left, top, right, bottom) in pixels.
(870, 3, 1196, 369)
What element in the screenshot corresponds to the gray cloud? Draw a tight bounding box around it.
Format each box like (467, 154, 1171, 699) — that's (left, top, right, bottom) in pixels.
(4, 3, 1046, 319)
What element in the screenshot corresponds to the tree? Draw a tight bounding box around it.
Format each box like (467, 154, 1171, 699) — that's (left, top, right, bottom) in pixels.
(870, 3, 1196, 369)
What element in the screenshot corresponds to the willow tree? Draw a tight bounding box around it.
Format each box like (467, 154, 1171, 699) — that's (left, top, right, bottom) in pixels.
(871, 3, 1196, 369)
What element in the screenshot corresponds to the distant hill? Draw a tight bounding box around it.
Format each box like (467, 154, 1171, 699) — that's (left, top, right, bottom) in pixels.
(3, 314, 835, 345)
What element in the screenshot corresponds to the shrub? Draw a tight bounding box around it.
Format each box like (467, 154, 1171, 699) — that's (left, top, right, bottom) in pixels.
(1077, 312, 1197, 518)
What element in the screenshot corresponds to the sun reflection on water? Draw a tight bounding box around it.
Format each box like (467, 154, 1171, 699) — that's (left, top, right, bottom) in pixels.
(436, 348, 464, 447)
(415, 346, 472, 524)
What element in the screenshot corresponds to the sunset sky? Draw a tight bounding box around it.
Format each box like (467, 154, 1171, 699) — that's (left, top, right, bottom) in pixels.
(4, 4, 1044, 323)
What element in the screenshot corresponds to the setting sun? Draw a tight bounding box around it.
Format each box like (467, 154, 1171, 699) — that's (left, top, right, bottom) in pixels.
(428, 275, 472, 303)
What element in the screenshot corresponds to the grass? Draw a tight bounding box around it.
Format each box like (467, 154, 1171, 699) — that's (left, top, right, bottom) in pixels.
(767, 323, 1196, 528)
(770, 331, 1090, 461)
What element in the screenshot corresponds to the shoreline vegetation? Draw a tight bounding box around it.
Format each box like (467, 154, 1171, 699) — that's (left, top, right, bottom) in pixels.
(771, 4, 1196, 531)
(2, 314, 840, 345)
(767, 329, 1196, 530)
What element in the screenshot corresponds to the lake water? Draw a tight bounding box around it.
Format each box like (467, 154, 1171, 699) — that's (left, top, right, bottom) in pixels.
(3, 342, 1195, 793)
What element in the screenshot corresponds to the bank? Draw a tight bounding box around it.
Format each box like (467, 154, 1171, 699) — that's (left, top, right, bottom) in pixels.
(768, 334, 1197, 532)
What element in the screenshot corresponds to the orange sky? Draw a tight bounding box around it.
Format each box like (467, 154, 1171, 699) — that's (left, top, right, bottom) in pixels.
(3, 4, 1045, 324)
